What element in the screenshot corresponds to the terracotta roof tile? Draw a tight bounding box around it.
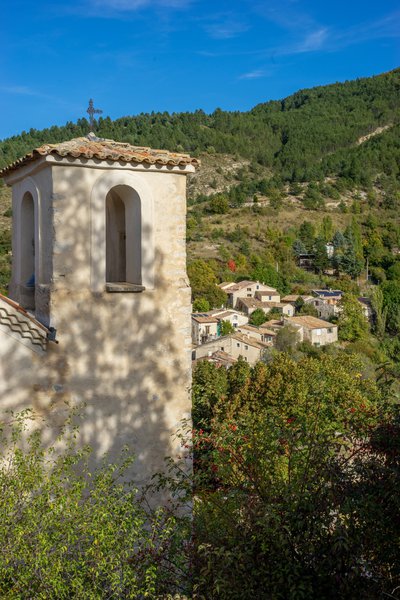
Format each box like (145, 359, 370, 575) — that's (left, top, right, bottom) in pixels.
(192, 315, 218, 324)
(0, 133, 199, 177)
(232, 332, 269, 349)
(287, 316, 338, 329)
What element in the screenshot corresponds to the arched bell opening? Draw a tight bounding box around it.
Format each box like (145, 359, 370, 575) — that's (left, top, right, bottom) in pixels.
(105, 185, 142, 287)
(20, 191, 36, 310)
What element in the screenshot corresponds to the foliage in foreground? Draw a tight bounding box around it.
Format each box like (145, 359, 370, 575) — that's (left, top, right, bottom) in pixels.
(0, 411, 189, 599)
(183, 354, 400, 599)
(2, 350, 400, 599)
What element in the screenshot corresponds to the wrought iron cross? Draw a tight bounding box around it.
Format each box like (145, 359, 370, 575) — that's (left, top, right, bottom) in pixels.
(86, 99, 103, 129)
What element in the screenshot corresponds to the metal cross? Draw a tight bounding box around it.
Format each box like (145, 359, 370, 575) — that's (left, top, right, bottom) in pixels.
(86, 99, 103, 129)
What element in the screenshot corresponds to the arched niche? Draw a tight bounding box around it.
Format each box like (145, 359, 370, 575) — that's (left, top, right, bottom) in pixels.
(106, 185, 141, 285)
(20, 191, 35, 287)
(90, 171, 154, 293)
(12, 178, 40, 311)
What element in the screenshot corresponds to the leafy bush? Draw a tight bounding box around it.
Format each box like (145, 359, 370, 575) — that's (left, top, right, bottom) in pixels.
(0, 411, 189, 599)
(188, 353, 399, 600)
(249, 308, 267, 326)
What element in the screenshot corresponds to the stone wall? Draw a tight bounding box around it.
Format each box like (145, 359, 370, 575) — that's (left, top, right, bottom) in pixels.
(1, 157, 193, 487)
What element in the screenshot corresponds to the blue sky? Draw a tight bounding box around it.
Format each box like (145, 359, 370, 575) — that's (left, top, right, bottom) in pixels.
(1, 0, 399, 140)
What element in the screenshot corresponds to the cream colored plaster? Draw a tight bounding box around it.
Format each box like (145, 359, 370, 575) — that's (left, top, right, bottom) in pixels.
(1, 156, 192, 488)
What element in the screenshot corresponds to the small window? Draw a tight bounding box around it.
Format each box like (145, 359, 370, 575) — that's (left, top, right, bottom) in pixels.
(244, 357, 248, 362)
(328, 328, 333, 334)
(220, 346, 224, 351)
(247, 294, 252, 297)
(316, 329, 322, 336)
(205, 325, 210, 334)
(247, 288, 252, 291)
(256, 285, 259, 289)
(245, 345, 248, 350)
(237, 343, 240, 347)
(268, 296, 272, 301)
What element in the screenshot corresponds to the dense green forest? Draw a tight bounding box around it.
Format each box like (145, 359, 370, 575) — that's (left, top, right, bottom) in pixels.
(1, 68, 399, 185)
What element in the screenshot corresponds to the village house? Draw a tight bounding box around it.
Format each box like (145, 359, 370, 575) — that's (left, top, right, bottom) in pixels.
(311, 289, 344, 319)
(254, 289, 281, 302)
(193, 332, 270, 365)
(194, 350, 237, 369)
(284, 315, 338, 346)
(191, 314, 219, 345)
(219, 280, 279, 308)
(191, 309, 248, 345)
(236, 297, 294, 318)
(209, 309, 249, 328)
(281, 294, 315, 306)
(237, 323, 277, 345)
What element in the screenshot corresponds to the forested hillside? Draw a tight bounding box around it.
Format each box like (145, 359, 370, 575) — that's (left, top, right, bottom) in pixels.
(1, 68, 399, 186)
(1, 68, 400, 308)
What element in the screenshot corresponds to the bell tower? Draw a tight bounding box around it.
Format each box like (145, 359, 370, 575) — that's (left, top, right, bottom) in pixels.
(0, 134, 198, 484)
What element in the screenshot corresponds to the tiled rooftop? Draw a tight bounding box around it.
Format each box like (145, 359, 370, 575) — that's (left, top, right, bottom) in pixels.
(0, 293, 49, 350)
(0, 133, 199, 177)
(288, 315, 337, 329)
(232, 332, 269, 349)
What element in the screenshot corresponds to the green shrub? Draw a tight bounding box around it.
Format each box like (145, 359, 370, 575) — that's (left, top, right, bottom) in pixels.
(187, 353, 399, 600)
(0, 411, 189, 599)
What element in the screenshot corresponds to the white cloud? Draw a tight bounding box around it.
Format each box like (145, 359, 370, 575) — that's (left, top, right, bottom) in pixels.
(88, 0, 193, 11)
(239, 69, 268, 80)
(292, 27, 328, 53)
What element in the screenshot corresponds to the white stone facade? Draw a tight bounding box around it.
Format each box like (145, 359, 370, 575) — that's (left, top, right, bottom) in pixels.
(1, 144, 195, 487)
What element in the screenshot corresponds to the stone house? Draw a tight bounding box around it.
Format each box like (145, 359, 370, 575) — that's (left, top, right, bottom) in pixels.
(281, 294, 315, 306)
(237, 297, 294, 317)
(191, 309, 248, 345)
(193, 332, 269, 365)
(219, 280, 279, 308)
(209, 309, 249, 329)
(311, 290, 344, 319)
(237, 323, 277, 345)
(0, 133, 198, 486)
(194, 350, 237, 369)
(191, 314, 219, 345)
(254, 289, 281, 302)
(284, 316, 338, 346)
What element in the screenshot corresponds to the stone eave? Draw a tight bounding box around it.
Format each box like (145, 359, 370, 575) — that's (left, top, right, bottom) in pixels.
(3, 154, 196, 185)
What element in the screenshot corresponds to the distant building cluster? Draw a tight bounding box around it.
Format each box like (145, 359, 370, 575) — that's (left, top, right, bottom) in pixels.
(192, 280, 371, 368)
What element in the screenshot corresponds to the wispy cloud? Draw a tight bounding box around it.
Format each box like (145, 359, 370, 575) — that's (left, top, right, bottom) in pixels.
(205, 19, 249, 40)
(0, 85, 47, 97)
(253, 0, 315, 32)
(239, 69, 268, 80)
(334, 10, 400, 47)
(286, 27, 329, 54)
(0, 85, 78, 111)
(198, 27, 329, 61)
(86, 0, 194, 12)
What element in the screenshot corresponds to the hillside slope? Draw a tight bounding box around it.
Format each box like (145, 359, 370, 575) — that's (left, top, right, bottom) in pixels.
(0, 68, 399, 295)
(1, 68, 399, 185)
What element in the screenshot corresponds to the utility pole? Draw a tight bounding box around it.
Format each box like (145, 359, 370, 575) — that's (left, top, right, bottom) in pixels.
(86, 99, 103, 130)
